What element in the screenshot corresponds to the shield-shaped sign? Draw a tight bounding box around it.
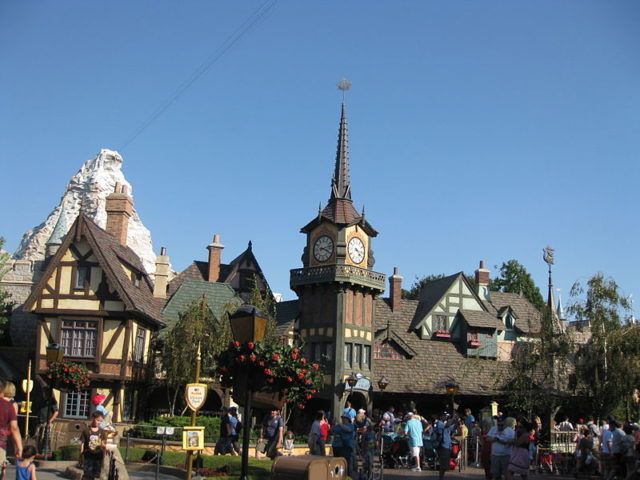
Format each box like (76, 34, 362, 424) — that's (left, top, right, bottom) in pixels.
(185, 383, 208, 411)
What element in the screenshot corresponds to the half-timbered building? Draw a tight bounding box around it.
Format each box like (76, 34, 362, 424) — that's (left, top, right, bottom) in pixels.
(23, 185, 165, 426)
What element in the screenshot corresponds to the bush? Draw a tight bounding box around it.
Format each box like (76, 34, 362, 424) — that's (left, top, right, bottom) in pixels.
(53, 445, 80, 461)
(127, 416, 222, 443)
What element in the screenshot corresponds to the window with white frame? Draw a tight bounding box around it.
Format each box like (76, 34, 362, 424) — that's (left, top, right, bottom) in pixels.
(64, 390, 90, 418)
(133, 328, 146, 363)
(61, 320, 97, 358)
(433, 315, 448, 331)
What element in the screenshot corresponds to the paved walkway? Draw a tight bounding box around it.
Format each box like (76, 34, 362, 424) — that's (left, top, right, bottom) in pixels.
(3, 465, 178, 480)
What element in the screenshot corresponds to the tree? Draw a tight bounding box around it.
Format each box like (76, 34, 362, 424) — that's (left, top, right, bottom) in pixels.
(0, 237, 14, 344)
(245, 274, 279, 345)
(490, 259, 545, 311)
(160, 296, 235, 415)
(569, 273, 638, 420)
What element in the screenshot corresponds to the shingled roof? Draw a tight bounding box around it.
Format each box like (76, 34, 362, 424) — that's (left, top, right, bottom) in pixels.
(409, 273, 462, 331)
(373, 297, 509, 396)
(24, 213, 165, 327)
(162, 279, 241, 335)
(458, 309, 504, 330)
(485, 291, 542, 334)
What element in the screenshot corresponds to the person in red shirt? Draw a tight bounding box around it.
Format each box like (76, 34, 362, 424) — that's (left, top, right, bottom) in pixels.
(0, 378, 23, 466)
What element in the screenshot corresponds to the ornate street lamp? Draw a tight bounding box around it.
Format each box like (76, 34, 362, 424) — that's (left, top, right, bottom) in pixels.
(229, 304, 268, 480)
(445, 383, 459, 414)
(44, 343, 64, 458)
(346, 372, 358, 389)
(378, 376, 389, 391)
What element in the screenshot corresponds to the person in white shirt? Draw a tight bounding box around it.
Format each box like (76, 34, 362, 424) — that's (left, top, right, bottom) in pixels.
(488, 416, 516, 480)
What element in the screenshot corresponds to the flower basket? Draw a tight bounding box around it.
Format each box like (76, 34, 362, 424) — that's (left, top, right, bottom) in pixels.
(46, 360, 91, 391)
(434, 330, 451, 339)
(215, 341, 324, 408)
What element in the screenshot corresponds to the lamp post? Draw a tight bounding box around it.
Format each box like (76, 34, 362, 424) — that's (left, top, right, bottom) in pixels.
(445, 383, 459, 415)
(229, 305, 268, 480)
(44, 343, 64, 458)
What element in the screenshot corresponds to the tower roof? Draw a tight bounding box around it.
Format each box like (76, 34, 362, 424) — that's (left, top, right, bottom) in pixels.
(46, 204, 69, 246)
(330, 103, 351, 201)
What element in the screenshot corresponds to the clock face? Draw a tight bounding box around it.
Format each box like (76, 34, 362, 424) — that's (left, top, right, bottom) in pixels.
(348, 237, 365, 264)
(313, 235, 334, 262)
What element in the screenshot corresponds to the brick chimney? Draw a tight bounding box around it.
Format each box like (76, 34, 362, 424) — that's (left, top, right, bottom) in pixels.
(105, 183, 133, 246)
(475, 260, 491, 300)
(207, 234, 224, 282)
(153, 247, 170, 298)
(389, 267, 403, 312)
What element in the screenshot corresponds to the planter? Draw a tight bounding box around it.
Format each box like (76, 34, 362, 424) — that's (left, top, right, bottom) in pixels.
(231, 383, 286, 410)
(434, 331, 451, 339)
(468, 340, 481, 347)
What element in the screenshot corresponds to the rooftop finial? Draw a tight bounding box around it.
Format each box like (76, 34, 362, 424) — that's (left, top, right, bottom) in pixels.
(337, 77, 352, 103)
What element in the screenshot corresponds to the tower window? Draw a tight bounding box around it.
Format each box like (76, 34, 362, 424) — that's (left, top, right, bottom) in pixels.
(344, 343, 353, 367)
(354, 344, 362, 366)
(363, 345, 371, 366)
(75, 266, 90, 290)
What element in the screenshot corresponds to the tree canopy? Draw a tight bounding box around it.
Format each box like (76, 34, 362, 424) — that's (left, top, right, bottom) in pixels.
(402, 274, 445, 300)
(0, 238, 13, 344)
(490, 259, 545, 311)
(569, 273, 637, 419)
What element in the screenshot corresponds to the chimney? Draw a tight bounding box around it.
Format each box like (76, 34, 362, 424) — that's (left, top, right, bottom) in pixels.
(153, 247, 170, 298)
(207, 234, 224, 282)
(475, 260, 491, 300)
(389, 267, 403, 312)
(105, 183, 133, 246)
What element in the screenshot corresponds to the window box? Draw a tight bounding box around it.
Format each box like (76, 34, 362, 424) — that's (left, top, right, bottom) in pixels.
(434, 330, 451, 339)
(468, 340, 481, 347)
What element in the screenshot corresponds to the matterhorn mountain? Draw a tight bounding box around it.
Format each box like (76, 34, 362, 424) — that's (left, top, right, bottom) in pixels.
(13, 149, 157, 273)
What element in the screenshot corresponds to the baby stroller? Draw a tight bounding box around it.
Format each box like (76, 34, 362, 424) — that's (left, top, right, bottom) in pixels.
(422, 439, 439, 470)
(387, 435, 411, 469)
(449, 439, 461, 471)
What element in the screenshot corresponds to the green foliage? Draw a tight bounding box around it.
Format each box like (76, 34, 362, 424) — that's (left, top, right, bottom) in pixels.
(46, 360, 91, 390)
(245, 274, 279, 345)
(490, 259, 545, 311)
(0, 237, 14, 344)
(569, 273, 636, 419)
(53, 444, 81, 460)
(402, 274, 445, 299)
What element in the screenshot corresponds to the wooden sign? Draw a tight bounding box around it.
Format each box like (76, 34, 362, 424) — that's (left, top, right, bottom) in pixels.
(185, 383, 208, 411)
(183, 426, 205, 451)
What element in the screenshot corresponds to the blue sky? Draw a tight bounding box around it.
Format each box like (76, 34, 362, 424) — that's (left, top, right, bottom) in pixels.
(2, 1, 639, 312)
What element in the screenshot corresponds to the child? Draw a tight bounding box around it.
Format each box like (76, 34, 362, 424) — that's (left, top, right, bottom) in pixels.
(80, 412, 104, 480)
(15, 445, 37, 480)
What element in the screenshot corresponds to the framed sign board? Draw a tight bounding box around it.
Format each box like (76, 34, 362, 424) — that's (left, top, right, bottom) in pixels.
(185, 383, 208, 411)
(183, 426, 205, 451)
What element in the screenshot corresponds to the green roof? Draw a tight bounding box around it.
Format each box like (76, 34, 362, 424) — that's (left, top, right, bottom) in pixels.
(162, 279, 241, 336)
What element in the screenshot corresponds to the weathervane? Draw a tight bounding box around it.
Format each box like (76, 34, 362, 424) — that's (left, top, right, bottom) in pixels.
(543, 245, 554, 265)
(337, 77, 352, 102)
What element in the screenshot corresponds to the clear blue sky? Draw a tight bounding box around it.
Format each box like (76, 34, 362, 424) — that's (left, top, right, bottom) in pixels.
(2, 1, 639, 312)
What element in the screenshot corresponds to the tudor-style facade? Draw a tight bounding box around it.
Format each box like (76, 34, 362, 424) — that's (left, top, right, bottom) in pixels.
(23, 185, 164, 424)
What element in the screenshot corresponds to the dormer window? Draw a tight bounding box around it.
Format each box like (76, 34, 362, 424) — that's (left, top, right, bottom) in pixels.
(75, 266, 90, 289)
(131, 271, 142, 287)
(505, 313, 513, 330)
(433, 314, 448, 331)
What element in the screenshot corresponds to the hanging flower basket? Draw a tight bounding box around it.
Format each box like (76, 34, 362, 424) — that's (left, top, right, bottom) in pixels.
(46, 361, 91, 391)
(215, 342, 324, 408)
(434, 330, 451, 339)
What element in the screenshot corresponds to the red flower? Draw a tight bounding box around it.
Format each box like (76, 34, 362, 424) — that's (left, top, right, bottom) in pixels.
(247, 341, 255, 349)
(258, 361, 265, 367)
(291, 353, 298, 360)
(287, 377, 293, 382)
(298, 404, 305, 409)
(237, 355, 246, 363)
(312, 363, 319, 370)
(297, 373, 305, 380)
(306, 395, 313, 400)
(249, 354, 257, 362)
(293, 348, 299, 354)
(264, 368, 272, 375)
(310, 389, 317, 394)
(305, 379, 311, 385)
(300, 369, 308, 375)
(234, 341, 241, 348)
(271, 354, 280, 361)
(301, 358, 307, 364)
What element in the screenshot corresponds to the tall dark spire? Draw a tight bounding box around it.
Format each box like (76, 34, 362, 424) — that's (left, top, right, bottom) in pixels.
(330, 103, 352, 201)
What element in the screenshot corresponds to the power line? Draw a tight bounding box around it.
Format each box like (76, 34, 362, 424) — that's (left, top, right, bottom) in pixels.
(118, 0, 277, 151)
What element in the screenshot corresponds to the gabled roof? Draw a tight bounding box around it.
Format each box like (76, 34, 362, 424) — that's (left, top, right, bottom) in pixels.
(373, 297, 509, 396)
(458, 309, 504, 330)
(409, 273, 463, 331)
(162, 279, 240, 336)
(275, 300, 299, 339)
(374, 323, 417, 358)
(24, 213, 165, 327)
(485, 291, 541, 334)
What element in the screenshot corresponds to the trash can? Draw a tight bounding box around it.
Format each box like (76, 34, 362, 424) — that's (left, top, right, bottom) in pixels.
(272, 455, 347, 480)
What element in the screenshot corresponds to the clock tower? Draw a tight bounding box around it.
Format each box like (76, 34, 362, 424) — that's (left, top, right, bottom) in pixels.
(290, 103, 385, 418)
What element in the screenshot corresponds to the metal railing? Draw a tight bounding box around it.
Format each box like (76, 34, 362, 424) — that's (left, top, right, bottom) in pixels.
(290, 264, 386, 290)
